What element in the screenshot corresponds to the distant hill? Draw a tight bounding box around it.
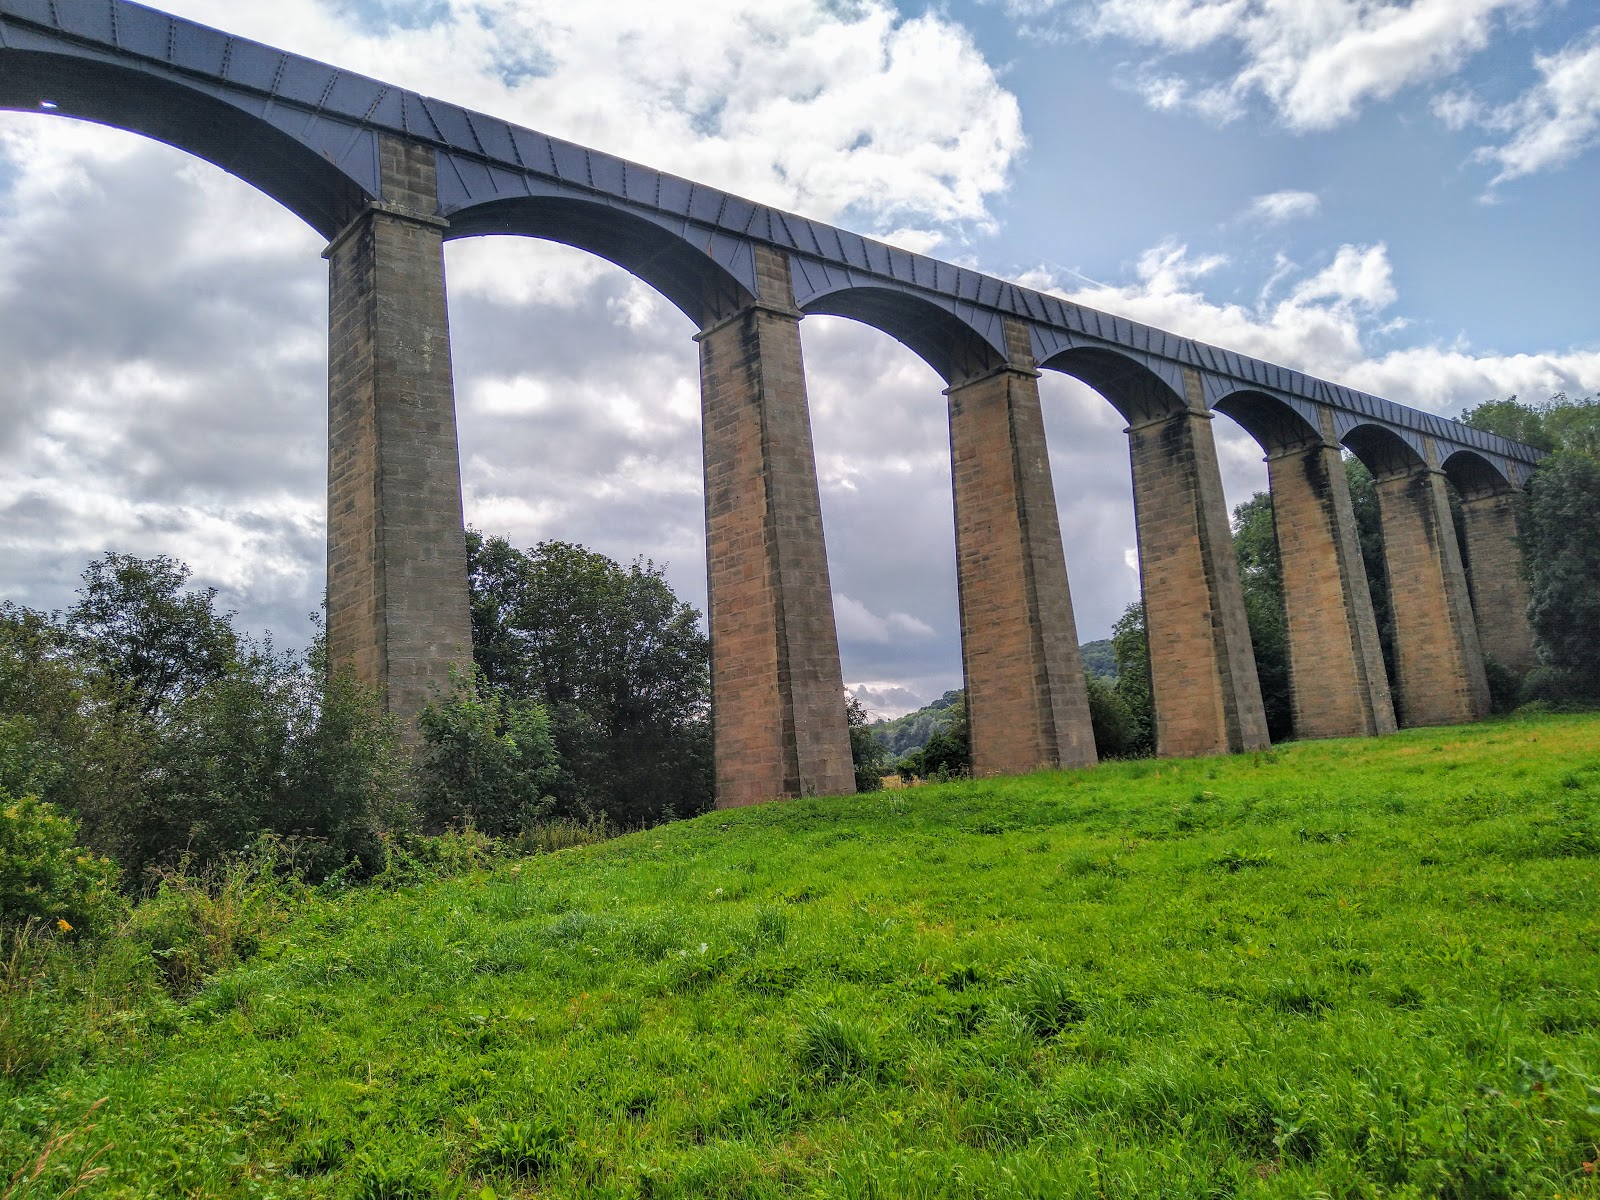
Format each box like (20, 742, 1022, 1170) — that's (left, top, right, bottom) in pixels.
(1080, 638, 1116, 679)
(872, 639, 1118, 755)
(870, 688, 962, 757)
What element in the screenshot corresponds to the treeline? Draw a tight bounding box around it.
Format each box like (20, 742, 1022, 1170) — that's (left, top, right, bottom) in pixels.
(2, 535, 715, 928)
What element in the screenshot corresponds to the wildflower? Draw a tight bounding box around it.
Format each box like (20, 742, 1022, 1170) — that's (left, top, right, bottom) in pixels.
(56, 918, 73, 933)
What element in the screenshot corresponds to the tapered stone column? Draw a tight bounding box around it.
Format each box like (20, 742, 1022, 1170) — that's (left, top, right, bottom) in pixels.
(1373, 463, 1491, 725)
(324, 136, 472, 731)
(948, 318, 1096, 776)
(1268, 437, 1396, 739)
(697, 246, 854, 807)
(1459, 491, 1538, 676)
(1128, 370, 1269, 757)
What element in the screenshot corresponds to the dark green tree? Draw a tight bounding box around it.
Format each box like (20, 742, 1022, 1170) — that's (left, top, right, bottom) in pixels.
(1342, 457, 1397, 685)
(4, 556, 406, 883)
(466, 532, 713, 825)
(1231, 492, 1292, 742)
(845, 696, 889, 792)
(1109, 601, 1154, 756)
(1083, 670, 1139, 758)
(64, 553, 238, 722)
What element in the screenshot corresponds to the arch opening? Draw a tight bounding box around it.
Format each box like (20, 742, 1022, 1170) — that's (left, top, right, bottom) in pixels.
(798, 286, 1003, 385)
(447, 197, 755, 330)
(1441, 448, 1514, 501)
(1341, 423, 1426, 480)
(0, 50, 370, 236)
(1212, 390, 1321, 457)
(1038, 346, 1185, 425)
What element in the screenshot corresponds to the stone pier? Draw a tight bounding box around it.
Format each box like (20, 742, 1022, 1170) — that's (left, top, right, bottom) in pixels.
(947, 317, 1096, 776)
(1373, 462, 1491, 725)
(1268, 436, 1396, 739)
(698, 246, 855, 807)
(1458, 491, 1539, 676)
(1128, 371, 1270, 757)
(324, 136, 473, 730)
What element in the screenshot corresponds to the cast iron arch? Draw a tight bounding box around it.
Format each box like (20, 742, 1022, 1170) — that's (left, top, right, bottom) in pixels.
(448, 197, 757, 330)
(1342, 423, 1427, 480)
(797, 285, 1004, 385)
(1211, 389, 1322, 456)
(0, 49, 371, 237)
(1037, 346, 1186, 425)
(1441, 448, 1515, 501)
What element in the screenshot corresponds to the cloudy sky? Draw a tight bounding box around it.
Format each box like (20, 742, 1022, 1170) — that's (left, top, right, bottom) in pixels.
(2, 0, 1596, 717)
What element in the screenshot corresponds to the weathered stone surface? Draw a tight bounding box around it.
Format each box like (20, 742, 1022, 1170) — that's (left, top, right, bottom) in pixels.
(1128, 371, 1270, 757)
(325, 136, 472, 735)
(698, 245, 854, 807)
(947, 317, 1096, 776)
(1374, 464, 1491, 726)
(1269, 438, 1396, 739)
(1459, 491, 1539, 676)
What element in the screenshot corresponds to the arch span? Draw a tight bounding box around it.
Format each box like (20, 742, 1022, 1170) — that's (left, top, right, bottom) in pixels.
(1441, 448, 1514, 500)
(449, 197, 756, 330)
(1038, 346, 1185, 425)
(1212, 389, 1322, 456)
(0, 50, 371, 236)
(798, 286, 1004, 384)
(1342, 422, 1426, 479)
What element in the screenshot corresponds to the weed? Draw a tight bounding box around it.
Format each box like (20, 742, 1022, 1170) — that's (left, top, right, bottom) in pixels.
(796, 1009, 878, 1084)
(1013, 960, 1088, 1035)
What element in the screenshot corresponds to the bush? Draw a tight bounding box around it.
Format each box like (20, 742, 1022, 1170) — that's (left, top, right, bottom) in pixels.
(1085, 672, 1141, 758)
(128, 850, 304, 997)
(0, 792, 122, 937)
(417, 670, 559, 837)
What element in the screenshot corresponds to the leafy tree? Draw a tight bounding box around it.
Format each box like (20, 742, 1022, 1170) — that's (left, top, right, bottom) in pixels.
(417, 670, 559, 835)
(1109, 601, 1154, 756)
(4, 556, 406, 883)
(0, 791, 123, 936)
(1084, 671, 1139, 758)
(466, 532, 712, 825)
(1520, 451, 1600, 699)
(846, 696, 890, 793)
(1232, 493, 1292, 742)
(64, 553, 238, 722)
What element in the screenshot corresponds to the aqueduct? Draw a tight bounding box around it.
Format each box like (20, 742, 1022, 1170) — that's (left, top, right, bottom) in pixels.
(1, 0, 1546, 807)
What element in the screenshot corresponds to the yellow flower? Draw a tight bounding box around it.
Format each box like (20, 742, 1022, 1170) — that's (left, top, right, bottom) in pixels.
(56, 918, 73, 933)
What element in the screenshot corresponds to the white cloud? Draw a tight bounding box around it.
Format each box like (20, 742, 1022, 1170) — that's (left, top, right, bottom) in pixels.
(1243, 190, 1320, 224)
(159, 0, 1024, 240)
(833, 593, 937, 644)
(1007, 0, 1534, 131)
(1441, 27, 1600, 185)
(1027, 240, 1597, 414)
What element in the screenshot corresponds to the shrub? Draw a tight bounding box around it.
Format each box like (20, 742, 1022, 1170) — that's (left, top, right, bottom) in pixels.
(127, 850, 303, 997)
(0, 792, 122, 937)
(417, 670, 558, 837)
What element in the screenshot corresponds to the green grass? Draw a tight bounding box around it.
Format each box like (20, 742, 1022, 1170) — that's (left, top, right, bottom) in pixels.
(6, 712, 1600, 1198)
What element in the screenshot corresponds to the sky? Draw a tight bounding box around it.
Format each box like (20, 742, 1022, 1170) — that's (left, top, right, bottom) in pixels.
(1, 0, 1596, 718)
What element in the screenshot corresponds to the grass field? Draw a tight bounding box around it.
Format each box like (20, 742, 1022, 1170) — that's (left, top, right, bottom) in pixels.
(5, 712, 1600, 1198)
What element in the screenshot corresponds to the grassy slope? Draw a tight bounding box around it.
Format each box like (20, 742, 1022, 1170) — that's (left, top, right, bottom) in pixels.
(7, 714, 1600, 1199)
